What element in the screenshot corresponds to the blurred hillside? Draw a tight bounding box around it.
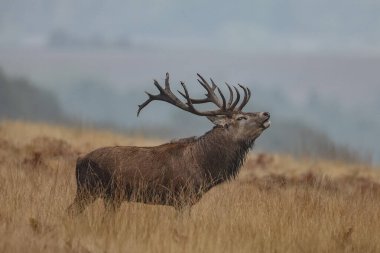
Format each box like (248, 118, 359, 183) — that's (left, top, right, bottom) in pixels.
(0, 68, 65, 122)
(0, 68, 366, 163)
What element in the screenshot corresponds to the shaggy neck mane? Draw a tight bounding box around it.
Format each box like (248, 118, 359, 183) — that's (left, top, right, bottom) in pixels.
(192, 126, 255, 185)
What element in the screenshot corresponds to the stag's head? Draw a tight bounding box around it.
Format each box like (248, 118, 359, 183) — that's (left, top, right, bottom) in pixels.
(137, 73, 270, 142)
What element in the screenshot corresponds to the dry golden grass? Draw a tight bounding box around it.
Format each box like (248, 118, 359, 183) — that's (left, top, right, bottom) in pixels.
(1, 120, 380, 253)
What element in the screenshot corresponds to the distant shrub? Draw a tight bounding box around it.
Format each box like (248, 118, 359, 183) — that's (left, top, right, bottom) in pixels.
(0, 68, 65, 122)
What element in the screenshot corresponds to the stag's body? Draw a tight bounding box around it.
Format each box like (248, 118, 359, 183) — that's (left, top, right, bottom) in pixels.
(68, 73, 270, 215)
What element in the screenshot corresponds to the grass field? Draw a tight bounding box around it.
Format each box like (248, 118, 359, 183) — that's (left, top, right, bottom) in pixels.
(0, 120, 380, 253)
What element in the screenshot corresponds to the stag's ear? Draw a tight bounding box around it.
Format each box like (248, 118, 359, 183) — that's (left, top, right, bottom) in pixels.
(207, 115, 230, 127)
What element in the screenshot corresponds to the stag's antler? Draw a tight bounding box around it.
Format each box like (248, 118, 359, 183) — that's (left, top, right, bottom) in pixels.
(137, 73, 251, 116)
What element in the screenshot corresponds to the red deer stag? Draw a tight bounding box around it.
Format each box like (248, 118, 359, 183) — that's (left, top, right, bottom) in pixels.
(67, 73, 270, 214)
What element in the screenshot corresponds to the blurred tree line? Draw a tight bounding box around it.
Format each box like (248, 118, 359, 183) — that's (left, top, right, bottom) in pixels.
(0, 68, 65, 122)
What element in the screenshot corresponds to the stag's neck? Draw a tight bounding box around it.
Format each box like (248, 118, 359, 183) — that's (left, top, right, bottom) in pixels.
(193, 126, 254, 184)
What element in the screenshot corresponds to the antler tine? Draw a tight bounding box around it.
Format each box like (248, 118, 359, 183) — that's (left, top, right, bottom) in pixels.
(185, 86, 219, 105)
(179, 81, 232, 116)
(224, 82, 234, 109)
(183, 76, 227, 112)
(211, 78, 227, 110)
(197, 73, 217, 90)
(247, 87, 252, 103)
(237, 84, 251, 111)
(229, 86, 241, 111)
(216, 87, 227, 110)
(196, 74, 213, 93)
(138, 73, 233, 117)
(164, 72, 170, 89)
(137, 73, 189, 116)
(196, 74, 223, 108)
(137, 91, 155, 116)
(178, 82, 202, 115)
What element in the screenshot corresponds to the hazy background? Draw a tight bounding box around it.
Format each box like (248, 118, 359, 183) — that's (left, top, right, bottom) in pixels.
(0, 0, 379, 163)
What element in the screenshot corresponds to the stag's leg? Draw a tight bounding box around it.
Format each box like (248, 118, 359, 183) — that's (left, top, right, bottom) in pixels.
(67, 159, 100, 216)
(103, 196, 122, 213)
(103, 184, 124, 214)
(67, 189, 96, 216)
(172, 193, 196, 218)
(173, 183, 203, 217)
(173, 204, 192, 219)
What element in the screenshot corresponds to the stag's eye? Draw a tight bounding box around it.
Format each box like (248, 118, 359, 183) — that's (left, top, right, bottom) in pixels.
(237, 116, 247, 121)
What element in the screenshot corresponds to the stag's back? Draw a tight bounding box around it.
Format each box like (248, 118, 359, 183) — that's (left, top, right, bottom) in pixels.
(76, 141, 203, 193)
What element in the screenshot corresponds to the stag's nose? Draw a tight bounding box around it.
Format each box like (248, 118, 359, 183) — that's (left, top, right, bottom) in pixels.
(262, 112, 270, 119)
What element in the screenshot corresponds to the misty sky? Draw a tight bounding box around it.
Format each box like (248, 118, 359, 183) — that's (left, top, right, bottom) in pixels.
(1, 0, 380, 53)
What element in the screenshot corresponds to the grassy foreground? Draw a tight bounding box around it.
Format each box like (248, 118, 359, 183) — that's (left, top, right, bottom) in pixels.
(0, 120, 379, 253)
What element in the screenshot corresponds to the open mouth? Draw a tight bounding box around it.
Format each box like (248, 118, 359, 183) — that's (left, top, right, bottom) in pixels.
(262, 119, 271, 129)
